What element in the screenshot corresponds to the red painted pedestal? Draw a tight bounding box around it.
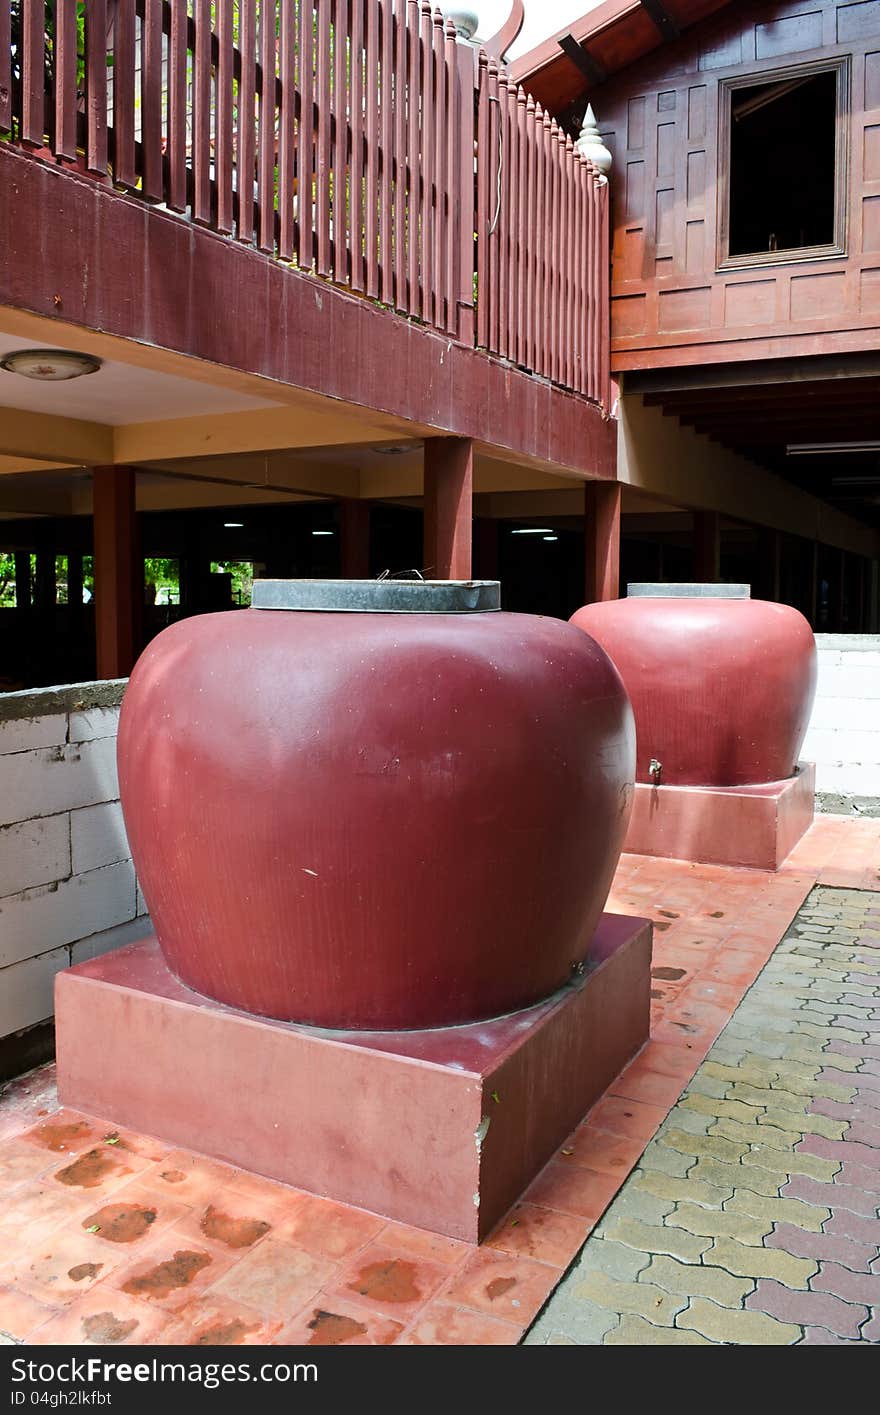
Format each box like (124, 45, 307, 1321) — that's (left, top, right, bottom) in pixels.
(624, 763, 815, 871)
(55, 914, 651, 1243)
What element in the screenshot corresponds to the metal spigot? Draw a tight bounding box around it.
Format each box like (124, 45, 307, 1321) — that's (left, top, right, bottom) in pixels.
(649, 758, 662, 785)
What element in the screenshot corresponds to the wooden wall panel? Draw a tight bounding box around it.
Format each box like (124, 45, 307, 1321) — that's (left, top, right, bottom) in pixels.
(599, 0, 880, 369)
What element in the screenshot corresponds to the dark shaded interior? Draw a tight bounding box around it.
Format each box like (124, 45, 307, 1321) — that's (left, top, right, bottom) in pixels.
(728, 70, 837, 258)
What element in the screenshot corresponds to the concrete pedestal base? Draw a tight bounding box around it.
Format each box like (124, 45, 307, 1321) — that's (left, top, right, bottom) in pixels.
(55, 914, 651, 1243)
(624, 763, 815, 871)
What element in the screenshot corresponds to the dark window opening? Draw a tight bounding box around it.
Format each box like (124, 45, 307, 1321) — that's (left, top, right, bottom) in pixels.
(728, 69, 838, 260)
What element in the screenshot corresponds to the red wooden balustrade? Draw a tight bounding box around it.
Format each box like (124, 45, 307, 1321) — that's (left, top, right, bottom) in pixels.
(3, 0, 609, 405)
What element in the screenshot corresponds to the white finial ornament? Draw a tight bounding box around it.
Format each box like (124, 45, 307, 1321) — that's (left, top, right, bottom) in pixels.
(439, 6, 479, 40)
(576, 105, 613, 183)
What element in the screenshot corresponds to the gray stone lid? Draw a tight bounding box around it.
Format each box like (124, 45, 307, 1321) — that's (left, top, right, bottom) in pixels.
(251, 579, 501, 613)
(626, 583, 751, 599)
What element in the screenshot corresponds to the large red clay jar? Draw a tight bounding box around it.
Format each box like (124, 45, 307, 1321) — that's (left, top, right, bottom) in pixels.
(118, 579, 635, 1030)
(569, 585, 816, 788)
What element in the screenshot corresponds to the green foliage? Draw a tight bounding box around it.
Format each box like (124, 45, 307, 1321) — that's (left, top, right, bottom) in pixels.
(0, 552, 16, 608)
(211, 560, 254, 604)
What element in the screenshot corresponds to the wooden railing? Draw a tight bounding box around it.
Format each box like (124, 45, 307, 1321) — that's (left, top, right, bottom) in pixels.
(2, 0, 610, 404)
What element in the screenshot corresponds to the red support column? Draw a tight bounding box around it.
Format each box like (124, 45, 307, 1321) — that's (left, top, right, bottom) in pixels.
(93, 466, 140, 679)
(423, 437, 473, 580)
(339, 499, 371, 579)
(584, 481, 621, 603)
(693, 510, 720, 583)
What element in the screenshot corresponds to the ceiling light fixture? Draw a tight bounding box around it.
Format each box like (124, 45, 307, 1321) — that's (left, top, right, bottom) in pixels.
(511, 527, 554, 536)
(543, 535, 558, 542)
(312, 529, 335, 536)
(786, 441, 880, 456)
(0, 348, 102, 381)
(223, 521, 244, 528)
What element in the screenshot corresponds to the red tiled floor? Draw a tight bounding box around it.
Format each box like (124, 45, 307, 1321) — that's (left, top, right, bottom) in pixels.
(328, 1241, 451, 1321)
(439, 1248, 559, 1328)
(279, 1294, 406, 1346)
(0, 814, 875, 1345)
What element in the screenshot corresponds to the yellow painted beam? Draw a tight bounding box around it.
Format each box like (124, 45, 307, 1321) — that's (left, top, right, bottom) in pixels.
(0, 455, 69, 475)
(619, 395, 880, 559)
(113, 405, 416, 466)
(0, 407, 113, 464)
(143, 451, 362, 500)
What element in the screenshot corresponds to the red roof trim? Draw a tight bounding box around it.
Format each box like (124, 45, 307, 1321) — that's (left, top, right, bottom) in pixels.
(510, 0, 734, 86)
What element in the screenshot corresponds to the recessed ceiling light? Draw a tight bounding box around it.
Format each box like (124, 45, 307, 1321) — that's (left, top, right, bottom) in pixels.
(0, 348, 102, 380)
(786, 441, 880, 455)
(223, 521, 244, 528)
(511, 527, 554, 536)
(543, 535, 558, 542)
(312, 529, 335, 536)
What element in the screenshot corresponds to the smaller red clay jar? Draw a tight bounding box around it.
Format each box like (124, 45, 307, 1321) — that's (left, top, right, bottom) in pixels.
(569, 583, 816, 788)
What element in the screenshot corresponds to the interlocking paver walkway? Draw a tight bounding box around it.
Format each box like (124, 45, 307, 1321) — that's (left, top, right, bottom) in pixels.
(526, 886, 880, 1345)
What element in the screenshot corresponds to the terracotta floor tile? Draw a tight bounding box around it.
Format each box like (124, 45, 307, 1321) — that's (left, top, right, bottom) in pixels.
(329, 1241, 451, 1320)
(635, 1039, 705, 1078)
(279, 1293, 405, 1346)
(376, 1222, 470, 1268)
(440, 1248, 558, 1327)
(0, 1282, 60, 1340)
(78, 1182, 193, 1251)
(609, 1063, 688, 1110)
(483, 1203, 590, 1267)
(104, 1231, 239, 1313)
(0, 1136, 61, 1190)
(0, 1180, 100, 1254)
(44, 1139, 153, 1201)
(276, 1192, 386, 1261)
(400, 1302, 521, 1345)
(167, 1187, 284, 1260)
(585, 1094, 669, 1142)
(558, 1126, 646, 1178)
(524, 1158, 619, 1219)
(1, 1223, 132, 1307)
(31, 1288, 172, 1346)
(19, 1111, 103, 1158)
(206, 1237, 335, 1319)
(161, 1293, 285, 1346)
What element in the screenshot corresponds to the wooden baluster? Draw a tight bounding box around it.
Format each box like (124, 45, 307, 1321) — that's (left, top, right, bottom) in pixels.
(112, 0, 136, 188)
(141, 0, 164, 200)
(0, 0, 11, 134)
(54, 0, 78, 161)
(431, 11, 446, 329)
(418, 0, 434, 325)
(364, 0, 380, 297)
(168, 0, 188, 211)
(405, 0, 420, 314)
(258, 0, 278, 251)
(193, 0, 212, 225)
(475, 53, 489, 350)
(349, 0, 363, 288)
(332, 0, 350, 282)
(379, 0, 394, 305)
(393, 0, 408, 312)
(216, 0, 235, 234)
(21, 0, 45, 147)
(314, 0, 332, 272)
(236, 0, 256, 241)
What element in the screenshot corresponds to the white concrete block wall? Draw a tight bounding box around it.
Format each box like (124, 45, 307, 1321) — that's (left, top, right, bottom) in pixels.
(802, 636, 880, 809)
(0, 681, 150, 1043)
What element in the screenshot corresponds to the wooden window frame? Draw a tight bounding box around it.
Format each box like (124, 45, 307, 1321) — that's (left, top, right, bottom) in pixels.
(717, 55, 851, 272)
